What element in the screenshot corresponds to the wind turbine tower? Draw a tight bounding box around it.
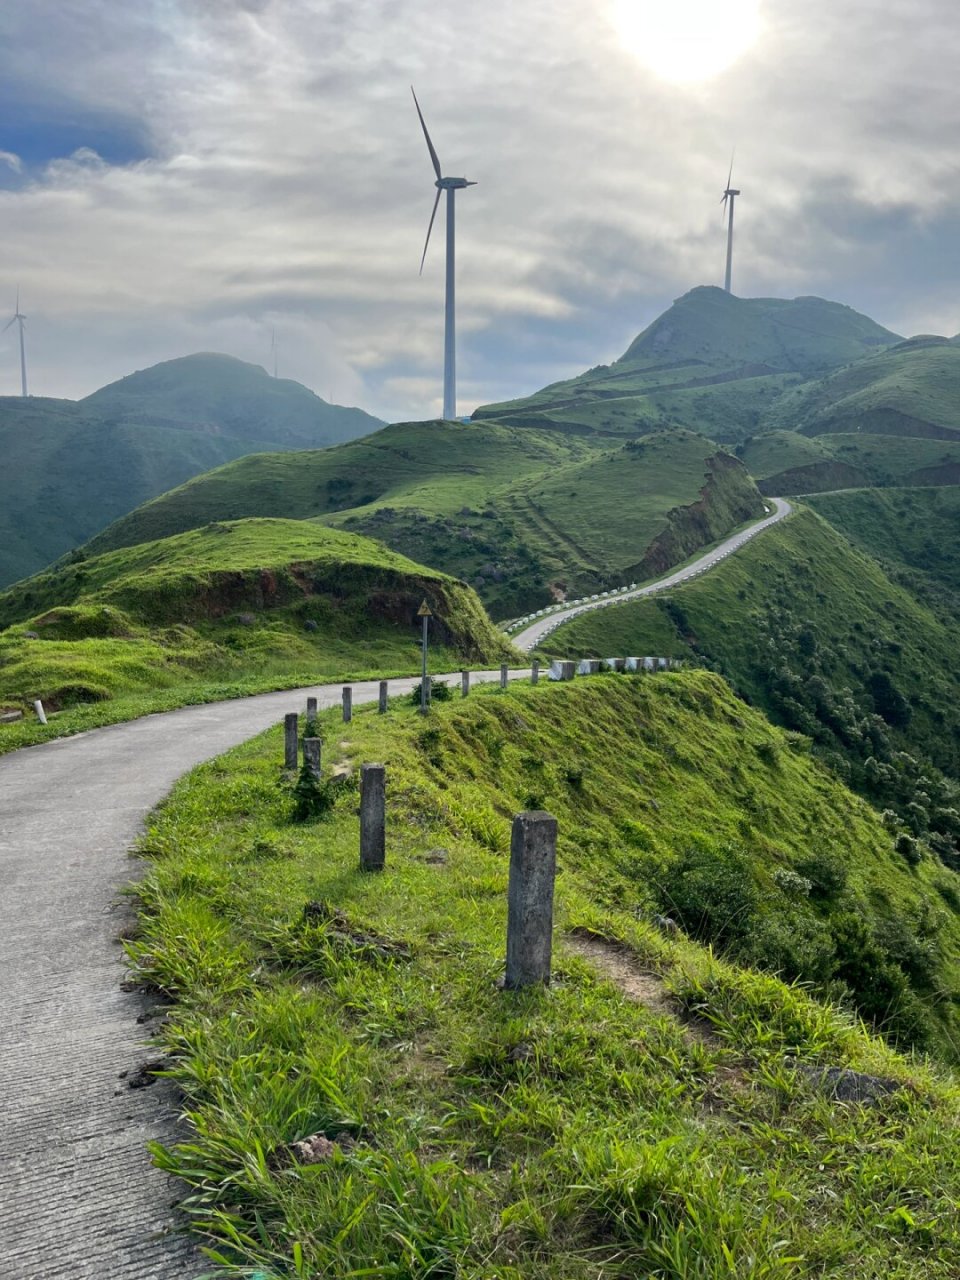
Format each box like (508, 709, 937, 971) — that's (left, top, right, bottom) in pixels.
(721, 160, 740, 294)
(3, 288, 28, 397)
(412, 87, 477, 421)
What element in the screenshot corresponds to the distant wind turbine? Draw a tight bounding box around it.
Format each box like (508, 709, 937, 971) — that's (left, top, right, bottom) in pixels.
(3, 288, 27, 397)
(412, 86, 477, 421)
(721, 157, 740, 294)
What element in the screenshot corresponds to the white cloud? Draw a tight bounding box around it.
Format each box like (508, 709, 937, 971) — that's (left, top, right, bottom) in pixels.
(2, 0, 960, 416)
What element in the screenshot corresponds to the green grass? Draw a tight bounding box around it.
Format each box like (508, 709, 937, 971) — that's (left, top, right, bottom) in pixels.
(739, 432, 960, 494)
(133, 674, 960, 1277)
(0, 518, 516, 752)
(0, 355, 381, 589)
(78, 422, 763, 619)
(539, 509, 960, 869)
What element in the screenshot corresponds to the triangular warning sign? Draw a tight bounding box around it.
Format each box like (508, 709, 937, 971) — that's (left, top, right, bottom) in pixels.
(417, 599, 433, 617)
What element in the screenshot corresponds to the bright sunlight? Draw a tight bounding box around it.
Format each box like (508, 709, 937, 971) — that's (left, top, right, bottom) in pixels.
(611, 0, 761, 85)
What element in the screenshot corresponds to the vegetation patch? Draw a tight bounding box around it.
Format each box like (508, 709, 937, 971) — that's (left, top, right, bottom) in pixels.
(133, 674, 960, 1277)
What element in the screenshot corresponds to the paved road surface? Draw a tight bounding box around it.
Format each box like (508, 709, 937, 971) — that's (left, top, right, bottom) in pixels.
(0, 668, 526, 1280)
(511, 497, 793, 652)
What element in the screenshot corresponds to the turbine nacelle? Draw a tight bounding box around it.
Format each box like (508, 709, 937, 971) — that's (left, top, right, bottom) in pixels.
(436, 177, 477, 190)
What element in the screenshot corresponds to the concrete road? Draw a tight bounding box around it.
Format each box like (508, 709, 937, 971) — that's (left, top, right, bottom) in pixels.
(511, 497, 793, 652)
(0, 667, 527, 1279)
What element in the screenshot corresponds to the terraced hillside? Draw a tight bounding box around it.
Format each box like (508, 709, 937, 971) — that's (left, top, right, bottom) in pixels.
(0, 518, 513, 745)
(0, 353, 383, 589)
(738, 430, 960, 495)
(134, 674, 960, 1276)
(474, 287, 900, 442)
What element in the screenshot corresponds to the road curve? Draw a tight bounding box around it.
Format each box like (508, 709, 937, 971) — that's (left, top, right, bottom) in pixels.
(511, 497, 793, 653)
(0, 667, 527, 1280)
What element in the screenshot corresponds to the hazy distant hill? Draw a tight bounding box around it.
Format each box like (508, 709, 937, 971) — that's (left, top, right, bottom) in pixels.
(474, 287, 902, 440)
(0, 354, 383, 587)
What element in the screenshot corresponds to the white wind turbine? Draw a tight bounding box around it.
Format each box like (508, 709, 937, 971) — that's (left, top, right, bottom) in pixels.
(3, 288, 28, 396)
(721, 157, 740, 294)
(412, 86, 477, 421)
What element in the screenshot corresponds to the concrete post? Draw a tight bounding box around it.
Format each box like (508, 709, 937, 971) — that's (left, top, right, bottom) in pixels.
(461, 669, 470, 697)
(500, 663, 509, 689)
(303, 737, 321, 780)
(33, 699, 47, 725)
(360, 763, 386, 871)
(531, 661, 539, 685)
(342, 687, 352, 723)
(306, 695, 318, 722)
(378, 680, 388, 714)
(505, 811, 557, 989)
(284, 713, 299, 770)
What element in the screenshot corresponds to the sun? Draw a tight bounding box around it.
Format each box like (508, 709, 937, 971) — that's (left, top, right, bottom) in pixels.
(611, 0, 761, 85)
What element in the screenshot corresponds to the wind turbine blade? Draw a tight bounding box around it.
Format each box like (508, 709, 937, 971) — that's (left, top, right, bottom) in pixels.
(726, 150, 735, 190)
(2, 316, 15, 333)
(411, 86, 442, 180)
(419, 188, 442, 274)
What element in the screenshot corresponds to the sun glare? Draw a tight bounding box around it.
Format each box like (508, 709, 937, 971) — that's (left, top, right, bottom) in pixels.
(611, 0, 761, 85)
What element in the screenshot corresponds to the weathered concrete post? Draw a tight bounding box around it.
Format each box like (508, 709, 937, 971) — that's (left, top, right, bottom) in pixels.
(306, 695, 318, 725)
(303, 737, 321, 780)
(378, 680, 388, 714)
(284, 713, 299, 770)
(461, 669, 470, 697)
(422, 675, 432, 712)
(505, 811, 557, 989)
(33, 699, 47, 725)
(342, 686, 352, 723)
(360, 763, 386, 871)
(500, 663, 509, 689)
(531, 661, 540, 685)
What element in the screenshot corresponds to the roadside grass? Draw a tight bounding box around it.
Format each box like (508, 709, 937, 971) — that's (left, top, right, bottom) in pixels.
(134, 674, 960, 1277)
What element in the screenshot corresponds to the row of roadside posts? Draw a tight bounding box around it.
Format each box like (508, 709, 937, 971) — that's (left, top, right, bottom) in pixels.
(280, 654, 678, 986)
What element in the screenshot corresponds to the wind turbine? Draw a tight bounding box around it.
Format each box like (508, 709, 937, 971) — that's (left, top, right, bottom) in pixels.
(3, 288, 27, 397)
(412, 86, 476, 421)
(721, 157, 740, 294)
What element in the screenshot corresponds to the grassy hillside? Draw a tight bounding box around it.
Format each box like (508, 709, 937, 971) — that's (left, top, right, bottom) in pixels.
(474, 288, 900, 443)
(0, 355, 383, 589)
(769, 340, 960, 441)
(0, 518, 514, 750)
(83, 422, 764, 619)
(806, 487, 960, 621)
(133, 675, 960, 1276)
(540, 509, 960, 869)
(739, 431, 960, 494)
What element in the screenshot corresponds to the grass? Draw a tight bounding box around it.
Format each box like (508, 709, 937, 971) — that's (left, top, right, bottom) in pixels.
(132, 673, 960, 1277)
(75, 421, 764, 619)
(0, 518, 516, 753)
(739, 432, 960, 494)
(538, 509, 960, 869)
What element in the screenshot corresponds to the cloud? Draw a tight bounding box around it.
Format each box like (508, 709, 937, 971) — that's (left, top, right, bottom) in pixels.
(0, 151, 21, 173)
(1, 0, 959, 417)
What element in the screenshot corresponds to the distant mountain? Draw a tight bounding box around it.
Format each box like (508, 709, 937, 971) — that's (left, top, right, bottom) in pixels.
(474, 287, 902, 441)
(0, 354, 383, 588)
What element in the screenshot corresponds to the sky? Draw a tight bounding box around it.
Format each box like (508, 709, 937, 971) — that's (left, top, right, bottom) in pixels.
(1, 0, 959, 420)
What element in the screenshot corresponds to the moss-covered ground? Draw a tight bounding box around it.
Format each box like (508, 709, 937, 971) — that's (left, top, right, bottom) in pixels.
(135, 674, 960, 1278)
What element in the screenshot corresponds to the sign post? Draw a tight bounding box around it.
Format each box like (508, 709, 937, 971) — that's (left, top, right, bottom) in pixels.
(418, 599, 433, 715)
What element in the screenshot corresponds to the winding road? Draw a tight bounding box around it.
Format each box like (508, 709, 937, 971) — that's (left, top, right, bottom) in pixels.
(0, 498, 793, 1279)
(511, 497, 792, 652)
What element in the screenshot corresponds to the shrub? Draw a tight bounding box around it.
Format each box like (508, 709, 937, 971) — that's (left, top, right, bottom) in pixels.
(895, 833, 922, 866)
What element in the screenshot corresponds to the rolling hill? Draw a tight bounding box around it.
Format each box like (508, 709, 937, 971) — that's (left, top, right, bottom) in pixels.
(0, 517, 513, 744)
(0, 354, 383, 589)
(473, 287, 901, 442)
(79, 421, 765, 618)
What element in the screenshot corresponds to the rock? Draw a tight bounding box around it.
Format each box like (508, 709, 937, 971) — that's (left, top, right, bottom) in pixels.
(792, 1061, 901, 1103)
(653, 914, 680, 935)
(507, 1041, 534, 1063)
(303, 619, 319, 632)
(0, 710, 24, 724)
(23, 631, 39, 640)
(290, 1130, 355, 1164)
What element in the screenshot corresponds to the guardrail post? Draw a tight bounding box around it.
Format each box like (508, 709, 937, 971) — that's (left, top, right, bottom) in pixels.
(531, 660, 539, 685)
(505, 811, 557, 989)
(360, 763, 386, 871)
(461, 669, 470, 697)
(284, 713, 298, 770)
(378, 680, 388, 714)
(303, 737, 321, 779)
(342, 687, 352, 723)
(500, 663, 509, 689)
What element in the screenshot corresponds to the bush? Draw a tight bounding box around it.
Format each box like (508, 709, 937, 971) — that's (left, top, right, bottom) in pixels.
(288, 763, 342, 822)
(409, 680, 453, 707)
(895, 833, 922, 866)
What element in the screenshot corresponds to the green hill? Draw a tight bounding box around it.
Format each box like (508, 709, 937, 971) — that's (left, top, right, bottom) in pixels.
(539, 508, 960, 871)
(134, 674, 960, 1276)
(769, 340, 960, 441)
(738, 430, 960, 495)
(0, 518, 513, 746)
(474, 288, 901, 442)
(0, 354, 383, 589)
(82, 421, 764, 618)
